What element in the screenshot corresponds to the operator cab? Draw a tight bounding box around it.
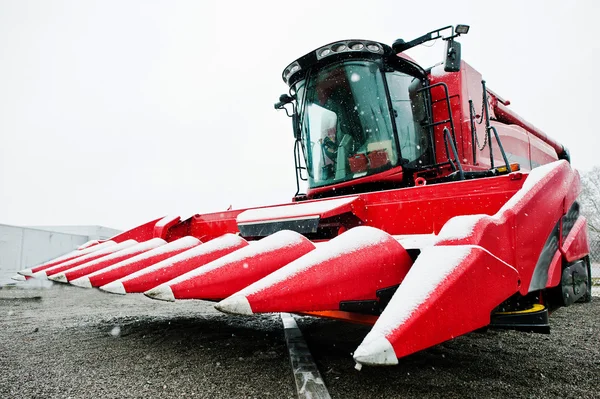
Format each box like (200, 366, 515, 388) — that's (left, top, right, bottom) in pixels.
(277, 27, 469, 199)
(278, 40, 433, 199)
(296, 58, 431, 185)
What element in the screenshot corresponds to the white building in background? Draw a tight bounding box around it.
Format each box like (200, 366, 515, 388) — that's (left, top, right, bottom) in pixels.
(0, 224, 121, 285)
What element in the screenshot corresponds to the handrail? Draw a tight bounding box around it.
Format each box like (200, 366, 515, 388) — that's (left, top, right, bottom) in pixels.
(481, 80, 495, 168)
(468, 99, 477, 164)
(417, 82, 458, 150)
(488, 126, 511, 173)
(443, 127, 464, 180)
(481, 80, 512, 173)
(293, 140, 307, 197)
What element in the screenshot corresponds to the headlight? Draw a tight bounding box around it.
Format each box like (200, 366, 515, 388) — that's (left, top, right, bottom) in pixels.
(332, 43, 347, 52)
(319, 48, 332, 57)
(283, 61, 302, 83)
(366, 43, 381, 52)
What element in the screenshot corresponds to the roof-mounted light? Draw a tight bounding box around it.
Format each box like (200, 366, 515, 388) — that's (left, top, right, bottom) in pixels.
(315, 40, 384, 60)
(455, 24, 470, 35)
(319, 48, 332, 57)
(366, 43, 381, 52)
(281, 39, 389, 85)
(392, 24, 469, 53)
(282, 61, 302, 84)
(332, 43, 347, 52)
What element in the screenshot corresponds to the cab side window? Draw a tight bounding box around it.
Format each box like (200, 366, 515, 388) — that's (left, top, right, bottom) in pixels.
(386, 72, 430, 166)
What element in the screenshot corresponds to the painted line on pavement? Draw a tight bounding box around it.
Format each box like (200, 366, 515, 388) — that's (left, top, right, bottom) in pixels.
(281, 313, 331, 399)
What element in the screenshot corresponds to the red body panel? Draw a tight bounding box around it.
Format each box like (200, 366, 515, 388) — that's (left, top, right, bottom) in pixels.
(350, 161, 588, 364)
(436, 162, 579, 294)
(561, 216, 590, 263)
(123, 174, 523, 242)
(494, 102, 564, 157)
(354, 246, 520, 363)
(423, 62, 559, 179)
(546, 250, 563, 288)
(237, 196, 360, 225)
(110, 218, 164, 242)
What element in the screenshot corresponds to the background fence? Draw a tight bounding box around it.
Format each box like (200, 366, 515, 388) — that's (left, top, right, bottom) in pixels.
(590, 232, 600, 264)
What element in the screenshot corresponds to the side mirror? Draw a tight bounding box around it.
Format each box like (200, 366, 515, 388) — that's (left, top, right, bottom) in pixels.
(444, 39, 461, 72)
(392, 38, 408, 53)
(274, 94, 294, 109)
(274, 93, 300, 139)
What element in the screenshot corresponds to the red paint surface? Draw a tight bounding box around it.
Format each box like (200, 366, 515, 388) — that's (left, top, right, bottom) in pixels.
(385, 246, 519, 359)
(153, 216, 181, 239)
(244, 230, 413, 313)
(546, 250, 564, 288)
(83, 238, 201, 287)
(105, 172, 523, 243)
(561, 217, 590, 263)
(58, 242, 165, 282)
(28, 243, 113, 274)
(29, 252, 89, 274)
(109, 217, 164, 243)
(436, 162, 579, 295)
(38, 242, 136, 276)
(168, 232, 316, 300)
(118, 235, 249, 293)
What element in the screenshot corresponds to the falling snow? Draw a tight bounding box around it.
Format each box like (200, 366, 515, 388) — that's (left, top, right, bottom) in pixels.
(110, 326, 121, 337)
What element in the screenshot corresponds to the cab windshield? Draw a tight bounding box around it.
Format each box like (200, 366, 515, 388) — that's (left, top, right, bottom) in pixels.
(295, 61, 399, 188)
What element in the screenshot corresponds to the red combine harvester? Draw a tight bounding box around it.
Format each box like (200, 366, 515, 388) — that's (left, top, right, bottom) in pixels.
(18, 25, 592, 366)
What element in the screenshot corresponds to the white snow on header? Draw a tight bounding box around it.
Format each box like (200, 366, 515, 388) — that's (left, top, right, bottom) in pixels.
(42, 240, 117, 267)
(365, 245, 472, 339)
(78, 240, 100, 250)
(52, 238, 167, 276)
(162, 230, 313, 287)
(154, 215, 179, 229)
(41, 239, 138, 276)
(115, 234, 246, 282)
(437, 214, 486, 241)
(394, 234, 439, 249)
(497, 161, 563, 214)
(81, 236, 201, 278)
(236, 196, 357, 224)
(436, 161, 565, 241)
(231, 226, 391, 298)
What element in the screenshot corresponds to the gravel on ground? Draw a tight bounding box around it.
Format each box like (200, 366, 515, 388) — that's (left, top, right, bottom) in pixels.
(0, 281, 598, 399)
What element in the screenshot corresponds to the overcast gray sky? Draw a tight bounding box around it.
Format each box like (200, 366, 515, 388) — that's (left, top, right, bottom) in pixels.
(1, 0, 599, 230)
